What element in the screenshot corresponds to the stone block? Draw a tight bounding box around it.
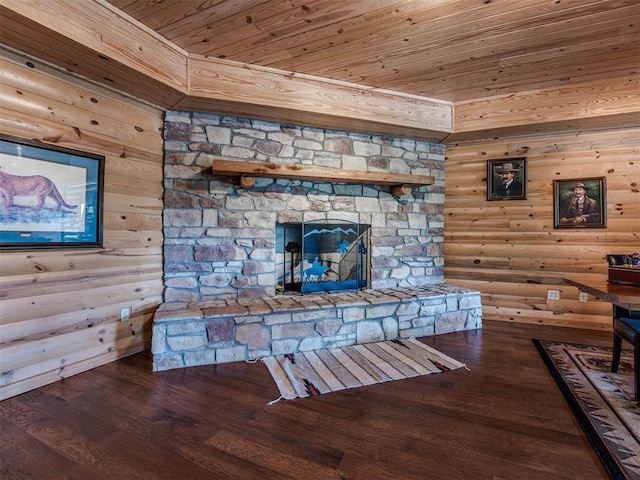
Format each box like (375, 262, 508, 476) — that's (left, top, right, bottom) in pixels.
(165, 277, 198, 289)
(153, 355, 185, 372)
(366, 304, 398, 319)
(272, 338, 301, 355)
(264, 312, 293, 325)
(155, 302, 189, 312)
(222, 146, 253, 158)
(390, 265, 411, 279)
(206, 319, 234, 342)
(151, 325, 166, 354)
(272, 322, 315, 339)
(167, 335, 206, 351)
(353, 141, 381, 156)
(299, 336, 327, 352)
(167, 322, 205, 335)
(400, 325, 435, 338)
(184, 349, 217, 367)
(412, 315, 435, 328)
(245, 211, 276, 229)
(341, 307, 365, 322)
(202, 210, 218, 227)
(248, 348, 272, 360)
(337, 324, 357, 336)
(199, 273, 233, 288)
(165, 190, 199, 208)
(356, 320, 385, 344)
(236, 323, 271, 349)
(294, 138, 322, 150)
(154, 306, 203, 322)
(446, 295, 459, 311)
(216, 345, 247, 363)
(194, 245, 246, 262)
(202, 305, 245, 318)
(419, 300, 447, 315)
(397, 301, 420, 316)
(249, 248, 274, 261)
(460, 294, 482, 309)
(315, 318, 342, 335)
(163, 289, 201, 303)
(382, 317, 399, 340)
(242, 261, 271, 275)
(164, 208, 202, 227)
(205, 126, 231, 144)
(292, 309, 334, 322)
(389, 157, 410, 173)
(435, 311, 468, 334)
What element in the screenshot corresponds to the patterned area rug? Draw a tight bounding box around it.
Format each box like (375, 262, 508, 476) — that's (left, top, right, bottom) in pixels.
(534, 339, 640, 480)
(262, 338, 465, 402)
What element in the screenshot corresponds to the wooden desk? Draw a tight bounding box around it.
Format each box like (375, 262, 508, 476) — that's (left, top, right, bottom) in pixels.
(564, 277, 640, 313)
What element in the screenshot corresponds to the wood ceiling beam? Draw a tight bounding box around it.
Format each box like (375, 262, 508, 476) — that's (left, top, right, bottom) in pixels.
(448, 76, 640, 143)
(1, 0, 637, 144)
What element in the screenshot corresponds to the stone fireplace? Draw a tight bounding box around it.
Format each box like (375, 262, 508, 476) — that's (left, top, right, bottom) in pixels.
(152, 112, 481, 371)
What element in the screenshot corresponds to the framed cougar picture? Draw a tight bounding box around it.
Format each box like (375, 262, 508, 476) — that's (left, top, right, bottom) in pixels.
(0, 135, 104, 249)
(487, 158, 527, 201)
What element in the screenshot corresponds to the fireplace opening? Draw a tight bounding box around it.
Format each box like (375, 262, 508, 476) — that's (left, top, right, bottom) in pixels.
(276, 220, 371, 294)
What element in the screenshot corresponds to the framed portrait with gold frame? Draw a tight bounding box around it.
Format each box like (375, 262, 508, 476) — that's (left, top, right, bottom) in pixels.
(553, 177, 606, 229)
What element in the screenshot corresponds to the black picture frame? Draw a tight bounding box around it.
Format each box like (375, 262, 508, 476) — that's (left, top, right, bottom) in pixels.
(487, 158, 527, 201)
(0, 135, 104, 249)
(553, 177, 607, 229)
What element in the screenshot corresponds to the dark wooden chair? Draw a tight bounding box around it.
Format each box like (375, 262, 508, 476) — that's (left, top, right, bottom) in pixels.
(611, 316, 640, 404)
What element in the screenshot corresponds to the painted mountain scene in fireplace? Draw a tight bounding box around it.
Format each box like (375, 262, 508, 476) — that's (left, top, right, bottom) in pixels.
(276, 220, 371, 294)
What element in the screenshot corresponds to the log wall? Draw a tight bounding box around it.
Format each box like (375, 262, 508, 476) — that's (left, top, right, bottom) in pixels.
(444, 126, 639, 330)
(0, 50, 164, 400)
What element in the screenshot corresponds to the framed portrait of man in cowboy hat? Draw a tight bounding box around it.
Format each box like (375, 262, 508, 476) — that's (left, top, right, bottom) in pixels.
(487, 158, 527, 201)
(553, 177, 606, 228)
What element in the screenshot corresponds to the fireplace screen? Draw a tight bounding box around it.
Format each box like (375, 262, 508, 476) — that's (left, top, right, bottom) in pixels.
(276, 220, 370, 294)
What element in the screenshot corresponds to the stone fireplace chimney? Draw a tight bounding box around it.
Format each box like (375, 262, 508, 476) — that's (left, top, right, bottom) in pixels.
(162, 112, 446, 303)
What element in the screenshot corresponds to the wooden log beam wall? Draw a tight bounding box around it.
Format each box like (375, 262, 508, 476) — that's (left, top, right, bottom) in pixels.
(450, 76, 640, 141)
(0, 0, 453, 142)
(0, 49, 164, 400)
(180, 55, 452, 141)
(444, 126, 639, 330)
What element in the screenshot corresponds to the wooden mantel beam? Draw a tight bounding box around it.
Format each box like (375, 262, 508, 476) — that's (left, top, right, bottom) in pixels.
(210, 158, 435, 197)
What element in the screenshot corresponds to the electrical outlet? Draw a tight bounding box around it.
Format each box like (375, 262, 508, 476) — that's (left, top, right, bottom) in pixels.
(120, 307, 131, 322)
(547, 289, 560, 301)
(579, 292, 588, 303)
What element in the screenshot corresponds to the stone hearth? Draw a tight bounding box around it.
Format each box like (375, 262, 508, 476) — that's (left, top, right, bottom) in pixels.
(152, 285, 482, 371)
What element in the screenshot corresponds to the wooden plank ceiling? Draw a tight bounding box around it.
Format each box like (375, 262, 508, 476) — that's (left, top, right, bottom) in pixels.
(105, 0, 639, 103)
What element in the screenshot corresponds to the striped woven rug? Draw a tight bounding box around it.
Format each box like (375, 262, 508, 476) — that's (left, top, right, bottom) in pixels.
(262, 338, 465, 402)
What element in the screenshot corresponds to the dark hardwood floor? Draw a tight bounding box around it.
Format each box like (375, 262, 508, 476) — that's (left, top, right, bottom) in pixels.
(1, 320, 612, 479)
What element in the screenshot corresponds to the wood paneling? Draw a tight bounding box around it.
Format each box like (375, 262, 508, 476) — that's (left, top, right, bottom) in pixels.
(106, 0, 640, 102)
(181, 55, 453, 141)
(3, 1, 637, 141)
(0, 51, 164, 400)
(452, 76, 640, 138)
(444, 127, 639, 330)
